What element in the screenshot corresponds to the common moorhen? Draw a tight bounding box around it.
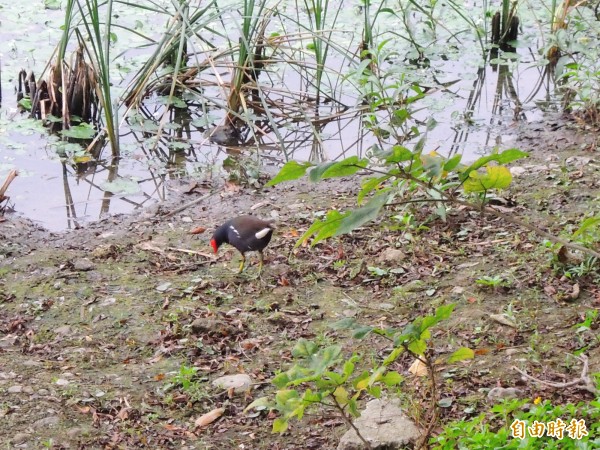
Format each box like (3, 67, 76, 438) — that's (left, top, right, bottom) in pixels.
(210, 215, 275, 273)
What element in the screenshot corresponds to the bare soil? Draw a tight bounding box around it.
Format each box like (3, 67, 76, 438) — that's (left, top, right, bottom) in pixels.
(1, 114, 599, 449)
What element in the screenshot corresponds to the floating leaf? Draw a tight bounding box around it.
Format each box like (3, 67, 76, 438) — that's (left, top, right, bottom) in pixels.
(101, 177, 141, 195)
(61, 123, 96, 139)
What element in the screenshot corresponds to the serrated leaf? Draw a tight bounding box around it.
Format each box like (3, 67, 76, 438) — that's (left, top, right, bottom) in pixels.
(448, 347, 475, 363)
(292, 339, 318, 358)
(266, 161, 313, 187)
(464, 166, 512, 193)
(408, 339, 427, 355)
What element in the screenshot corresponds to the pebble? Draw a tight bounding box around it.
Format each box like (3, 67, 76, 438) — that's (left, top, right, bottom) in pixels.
(33, 416, 60, 429)
(12, 433, 30, 444)
(8, 385, 23, 394)
(73, 259, 95, 271)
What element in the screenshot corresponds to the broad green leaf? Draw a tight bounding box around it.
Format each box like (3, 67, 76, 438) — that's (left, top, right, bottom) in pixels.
(309, 162, 336, 182)
(381, 371, 403, 386)
(448, 347, 475, 363)
(61, 123, 96, 139)
(272, 372, 291, 388)
(436, 304, 455, 321)
(495, 148, 529, 164)
(408, 339, 427, 355)
(310, 345, 342, 374)
(366, 366, 386, 387)
(352, 326, 374, 339)
(275, 389, 300, 407)
(464, 166, 512, 193)
(358, 175, 392, 204)
(272, 417, 289, 434)
(302, 389, 322, 403)
(333, 386, 349, 405)
(343, 360, 355, 378)
(381, 145, 414, 163)
(334, 193, 390, 237)
(320, 156, 368, 179)
(266, 161, 313, 187)
(295, 210, 347, 248)
(292, 339, 318, 358)
(368, 385, 382, 398)
(325, 371, 344, 385)
(348, 397, 360, 417)
(443, 154, 462, 172)
(101, 178, 140, 195)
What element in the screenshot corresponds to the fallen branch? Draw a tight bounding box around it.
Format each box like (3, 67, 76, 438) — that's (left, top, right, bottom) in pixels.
(512, 354, 597, 395)
(162, 192, 215, 218)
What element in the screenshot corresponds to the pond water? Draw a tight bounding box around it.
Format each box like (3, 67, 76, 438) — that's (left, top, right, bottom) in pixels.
(0, 0, 568, 231)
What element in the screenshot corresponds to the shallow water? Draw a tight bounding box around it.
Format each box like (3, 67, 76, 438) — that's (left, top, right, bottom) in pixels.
(0, 0, 563, 230)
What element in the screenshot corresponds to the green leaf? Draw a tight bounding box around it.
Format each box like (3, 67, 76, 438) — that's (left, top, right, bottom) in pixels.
(383, 347, 404, 366)
(358, 175, 392, 204)
(292, 339, 318, 358)
(381, 370, 403, 386)
(320, 156, 368, 179)
(295, 210, 347, 248)
(368, 385, 382, 398)
(309, 162, 336, 182)
(448, 347, 475, 363)
(352, 326, 374, 339)
(495, 148, 529, 164)
(443, 154, 462, 172)
(266, 161, 314, 187)
(464, 166, 512, 193)
(381, 145, 414, 163)
(310, 345, 342, 374)
(275, 389, 300, 407)
(343, 359, 355, 378)
(331, 317, 358, 330)
(334, 193, 390, 237)
(272, 417, 289, 434)
(408, 339, 427, 355)
(272, 372, 291, 388)
(435, 304, 455, 321)
(333, 386, 349, 405)
(325, 371, 344, 385)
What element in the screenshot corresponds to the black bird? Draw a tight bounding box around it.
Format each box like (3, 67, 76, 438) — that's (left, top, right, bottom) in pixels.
(210, 216, 275, 273)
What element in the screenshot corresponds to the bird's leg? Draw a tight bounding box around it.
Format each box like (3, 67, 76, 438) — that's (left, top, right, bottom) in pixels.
(258, 251, 264, 274)
(238, 253, 246, 273)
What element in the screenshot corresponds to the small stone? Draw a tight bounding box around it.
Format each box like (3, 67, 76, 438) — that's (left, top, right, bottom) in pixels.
(12, 433, 30, 444)
(190, 318, 236, 336)
(73, 259, 95, 271)
(451, 286, 465, 295)
(337, 398, 420, 450)
(487, 387, 522, 403)
(55, 378, 70, 386)
(67, 427, 82, 439)
(8, 385, 23, 394)
(55, 325, 71, 335)
(37, 389, 49, 396)
(22, 386, 33, 394)
(212, 374, 252, 395)
(377, 303, 395, 311)
(377, 248, 406, 264)
(33, 416, 60, 429)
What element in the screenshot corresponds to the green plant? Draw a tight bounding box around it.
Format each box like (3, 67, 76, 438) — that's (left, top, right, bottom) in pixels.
(475, 275, 509, 289)
(432, 396, 600, 449)
(171, 364, 198, 391)
(247, 304, 474, 447)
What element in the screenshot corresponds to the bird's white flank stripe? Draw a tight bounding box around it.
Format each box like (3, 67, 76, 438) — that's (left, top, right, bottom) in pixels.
(229, 225, 241, 237)
(255, 228, 271, 239)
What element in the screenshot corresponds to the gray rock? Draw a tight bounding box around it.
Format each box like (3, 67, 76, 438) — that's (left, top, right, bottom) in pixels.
(337, 398, 421, 450)
(33, 416, 60, 429)
(8, 385, 22, 393)
(12, 433, 30, 444)
(55, 325, 71, 335)
(377, 248, 406, 264)
(487, 387, 522, 403)
(212, 374, 252, 396)
(73, 258, 95, 271)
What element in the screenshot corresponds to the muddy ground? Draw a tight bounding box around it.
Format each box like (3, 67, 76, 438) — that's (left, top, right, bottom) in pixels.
(1, 115, 599, 449)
